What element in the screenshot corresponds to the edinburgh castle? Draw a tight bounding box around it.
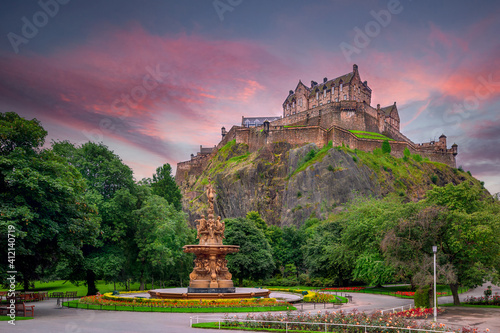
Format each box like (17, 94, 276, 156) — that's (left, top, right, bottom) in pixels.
(176, 64, 458, 184)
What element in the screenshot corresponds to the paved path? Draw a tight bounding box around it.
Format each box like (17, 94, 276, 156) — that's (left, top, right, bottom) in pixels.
(3, 283, 498, 332)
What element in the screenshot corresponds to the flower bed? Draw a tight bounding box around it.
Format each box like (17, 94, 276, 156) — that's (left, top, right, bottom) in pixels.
(464, 294, 500, 306)
(79, 293, 289, 308)
(303, 292, 342, 303)
(217, 309, 487, 333)
(321, 287, 366, 291)
(394, 307, 445, 318)
(391, 291, 447, 297)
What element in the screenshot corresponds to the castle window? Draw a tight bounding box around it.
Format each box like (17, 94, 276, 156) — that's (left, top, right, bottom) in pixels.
(316, 91, 319, 100)
(293, 101, 295, 108)
(299, 98, 303, 106)
(320, 102, 323, 106)
(335, 97, 339, 102)
(340, 83, 343, 91)
(343, 95, 347, 100)
(323, 90, 326, 98)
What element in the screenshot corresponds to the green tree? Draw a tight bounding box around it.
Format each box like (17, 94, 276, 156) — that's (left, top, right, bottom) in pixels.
(52, 141, 137, 294)
(303, 220, 354, 285)
(0, 113, 100, 290)
(133, 195, 193, 289)
(151, 164, 182, 211)
(0, 112, 47, 154)
(224, 217, 275, 286)
(53, 141, 135, 199)
(381, 183, 500, 305)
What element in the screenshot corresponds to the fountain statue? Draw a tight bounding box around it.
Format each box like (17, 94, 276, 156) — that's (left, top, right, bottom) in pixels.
(148, 179, 270, 299)
(183, 179, 239, 292)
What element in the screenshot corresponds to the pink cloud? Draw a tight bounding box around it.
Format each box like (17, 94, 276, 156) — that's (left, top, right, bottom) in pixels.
(0, 24, 292, 163)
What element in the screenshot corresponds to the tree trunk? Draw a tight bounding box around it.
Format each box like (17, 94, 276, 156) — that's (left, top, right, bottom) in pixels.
(86, 270, 98, 296)
(151, 276, 154, 290)
(450, 283, 460, 305)
(239, 277, 243, 287)
(22, 276, 30, 292)
(139, 270, 145, 291)
(113, 281, 116, 291)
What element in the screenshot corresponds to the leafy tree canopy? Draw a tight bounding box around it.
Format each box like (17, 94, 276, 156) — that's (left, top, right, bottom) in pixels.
(0, 112, 47, 155)
(150, 163, 182, 211)
(224, 217, 275, 286)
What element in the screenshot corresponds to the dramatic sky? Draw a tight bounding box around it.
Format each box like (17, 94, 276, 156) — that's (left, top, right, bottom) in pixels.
(1, 0, 499, 194)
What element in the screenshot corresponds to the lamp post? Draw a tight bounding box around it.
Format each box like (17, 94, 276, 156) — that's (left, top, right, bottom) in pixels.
(432, 245, 437, 322)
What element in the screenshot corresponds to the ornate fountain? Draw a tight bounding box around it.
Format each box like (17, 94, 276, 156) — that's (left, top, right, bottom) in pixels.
(183, 180, 239, 292)
(148, 179, 269, 299)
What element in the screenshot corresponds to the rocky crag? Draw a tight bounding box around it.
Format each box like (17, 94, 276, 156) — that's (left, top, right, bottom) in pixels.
(177, 140, 480, 227)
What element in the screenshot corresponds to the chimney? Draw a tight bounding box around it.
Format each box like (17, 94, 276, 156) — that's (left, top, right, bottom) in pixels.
(311, 80, 317, 87)
(221, 126, 227, 139)
(323, 77, 328, 83)
(353, 64, 358, 73)
(377, 104, 380, 110)
(289, 90, 294, 95)
(364, 81, 367, 86)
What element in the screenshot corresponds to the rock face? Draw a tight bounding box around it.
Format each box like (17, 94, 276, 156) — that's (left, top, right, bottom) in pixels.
(177, 141, 473, 228)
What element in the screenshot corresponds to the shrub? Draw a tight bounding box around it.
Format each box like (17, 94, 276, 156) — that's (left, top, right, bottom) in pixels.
(413, 154, 423, 162)
(382, 139, 391, 154)
(414, 287, 430, 308)
(431, 175, 438, 184)
(403, 147, 411, 158)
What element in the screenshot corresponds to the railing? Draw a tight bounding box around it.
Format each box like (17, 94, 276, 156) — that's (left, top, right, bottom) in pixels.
(189, 316, 456, 333)
(380, 303, 413, 315)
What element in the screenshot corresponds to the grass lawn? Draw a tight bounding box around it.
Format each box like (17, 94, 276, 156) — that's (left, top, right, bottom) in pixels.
(440, 303, 500, 308)
(349, 130, 394, 141)
(0, 316, 33, 321)
(192, 322, 331, 332)
(63, 300, 295, 313)
(265, 285, 468, 299)
(0, 280, 151, 297)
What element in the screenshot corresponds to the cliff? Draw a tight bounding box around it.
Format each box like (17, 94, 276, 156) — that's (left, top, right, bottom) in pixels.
(177, 140, 479, 227)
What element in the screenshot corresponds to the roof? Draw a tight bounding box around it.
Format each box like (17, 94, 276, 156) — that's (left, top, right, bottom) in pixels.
(242, 116, 282, 126)
(381, 104, 397, 116)
(308, 72, 354, 98)
(283, 70, 359, 105)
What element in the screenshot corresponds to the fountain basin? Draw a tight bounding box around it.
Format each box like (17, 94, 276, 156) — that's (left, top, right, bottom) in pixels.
(148, 287, 270, 299)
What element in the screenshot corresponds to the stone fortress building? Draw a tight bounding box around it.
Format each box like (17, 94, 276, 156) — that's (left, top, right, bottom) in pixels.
(176, 65, 458, 183)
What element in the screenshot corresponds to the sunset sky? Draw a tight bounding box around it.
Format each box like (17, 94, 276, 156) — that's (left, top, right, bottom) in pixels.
(1, 0, 499, 194)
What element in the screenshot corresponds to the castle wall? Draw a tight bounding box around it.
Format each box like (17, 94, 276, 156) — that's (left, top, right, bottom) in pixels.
(176, 153, 212, 186)
(176, 123, 457, 186)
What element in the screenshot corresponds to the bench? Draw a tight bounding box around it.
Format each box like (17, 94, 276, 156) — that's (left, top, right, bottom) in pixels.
(17, 302, 35, 317)
(0, 302, 35, 317)
(50, 292, 64, 298)
(65, 291, 78, 299)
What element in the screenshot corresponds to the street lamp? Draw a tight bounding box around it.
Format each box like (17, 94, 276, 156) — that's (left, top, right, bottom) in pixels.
(432, 245, 437, 322)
